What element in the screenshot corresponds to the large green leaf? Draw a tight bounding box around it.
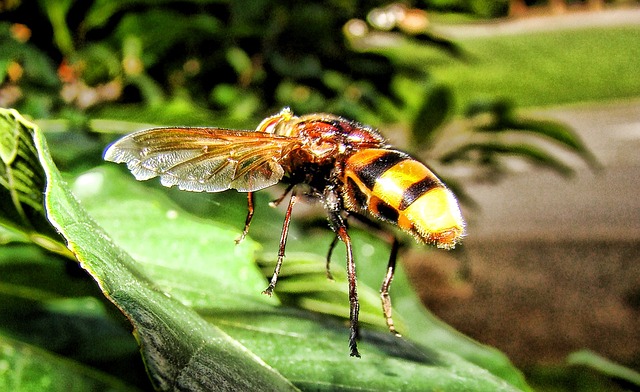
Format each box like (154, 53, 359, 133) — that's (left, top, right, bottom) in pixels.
(0, 241, 152, 390)
(0, 335, 141, 392)
(2, 109, 297, 391)
(1, 108, 530, 390)
(68, 168, 522, 391)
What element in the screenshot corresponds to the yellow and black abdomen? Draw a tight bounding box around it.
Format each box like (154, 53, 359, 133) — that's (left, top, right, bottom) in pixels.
(342, 149, 464, 249)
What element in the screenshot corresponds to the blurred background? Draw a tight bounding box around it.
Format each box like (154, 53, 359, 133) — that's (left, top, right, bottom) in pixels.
(2, 0, 639, 390)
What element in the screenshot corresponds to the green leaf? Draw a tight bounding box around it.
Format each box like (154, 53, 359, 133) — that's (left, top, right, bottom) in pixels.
(0, 25, 59, 88)
(74, 166, 524, 390)
(256, 253, 391, 330)
(509, 118, 602, 170)
(0, 242, 152, 389)
(226, 47, 253, 78)
(114, 10, 221, 67)
(0, 108, 46, 229)
(465, 98, 601, 170)
(44, 183, 297, 389)
(0, 336, 142, 392)
(0, 109, 69, 254)
(567, 350, 640, 386)
(37, 0, 75, 55)
(411, 82, 454, 147)
(0, 244, 96, 304)
(441, 142, 575, 178)
(3, 108, 297, 391)
(1, 108, 529, 390)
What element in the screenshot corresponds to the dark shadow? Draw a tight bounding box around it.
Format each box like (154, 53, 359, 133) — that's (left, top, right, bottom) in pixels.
(199, 304, 444, 366)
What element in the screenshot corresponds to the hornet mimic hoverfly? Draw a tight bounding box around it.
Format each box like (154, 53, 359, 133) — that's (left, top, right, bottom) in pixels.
(104, 108, 465, 357)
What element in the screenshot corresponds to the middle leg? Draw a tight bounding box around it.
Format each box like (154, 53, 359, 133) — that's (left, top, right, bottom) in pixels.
(380, 237, 401, 336)
(263, 191, 297, 296)
(324, 187, 360, 357)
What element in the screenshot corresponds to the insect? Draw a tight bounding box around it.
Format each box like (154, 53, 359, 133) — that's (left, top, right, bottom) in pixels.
(104, 108, 465, 357)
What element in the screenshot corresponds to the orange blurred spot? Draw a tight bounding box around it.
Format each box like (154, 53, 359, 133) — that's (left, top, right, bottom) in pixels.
(10, 23, 31, 43)
(7, 61, 23, 82)
(58, 60, 79, 83)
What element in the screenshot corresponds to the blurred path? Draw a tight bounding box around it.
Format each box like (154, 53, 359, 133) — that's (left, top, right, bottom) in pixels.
(427, 99, 640, 365)
(418, 8, 640, 366)
(418, 99, 640, 366)
(465, 99, 640, 241)
(432, 8, 640, 38)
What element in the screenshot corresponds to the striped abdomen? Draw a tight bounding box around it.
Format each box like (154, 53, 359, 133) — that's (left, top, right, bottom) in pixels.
(342, 149, 464, 249)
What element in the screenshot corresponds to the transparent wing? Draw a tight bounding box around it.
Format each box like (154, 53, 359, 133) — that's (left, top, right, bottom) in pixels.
(104, 127, 298, 192)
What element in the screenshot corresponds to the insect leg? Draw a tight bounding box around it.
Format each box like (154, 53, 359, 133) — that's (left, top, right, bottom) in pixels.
(269, 183, 295, 208)
(344, 212, 404, 336)
(325, 235, 339, 281)
(324, 187, 360, 357)
(380, 237, 401, 336)
(262, 192, 297, 296)
(343, 228, 360, 357)
(235, 192, 255, 244)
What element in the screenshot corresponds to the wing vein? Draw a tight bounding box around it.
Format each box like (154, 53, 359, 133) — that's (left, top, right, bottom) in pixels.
(105, 127, 298, 192)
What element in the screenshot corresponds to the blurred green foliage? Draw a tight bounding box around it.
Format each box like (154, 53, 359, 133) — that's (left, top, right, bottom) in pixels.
(1, 0, 599, 190)
(4, 0, 404, 123)
(1, 0, 630, 390)
(426, 0, 509, 17)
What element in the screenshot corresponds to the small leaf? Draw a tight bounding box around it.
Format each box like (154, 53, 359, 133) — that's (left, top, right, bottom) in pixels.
(441, 142, 575, 177)
(465, 98, 601, 170)
(465, 98, 514, 121)
(1, 109, 45, 228)
(510, 118, 602, 169)
(567, 350, 640, 386)
(226, 47, 253, 78)
(257, 253, 391, 330)
(412, 31, 466, 59)
(411, 82, 454, 147)
(0, 109, 68, 254)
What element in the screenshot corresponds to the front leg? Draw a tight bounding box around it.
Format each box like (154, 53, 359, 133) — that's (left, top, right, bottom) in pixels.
(324, 187, 360, 357)
(235, 192, 255, 244)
